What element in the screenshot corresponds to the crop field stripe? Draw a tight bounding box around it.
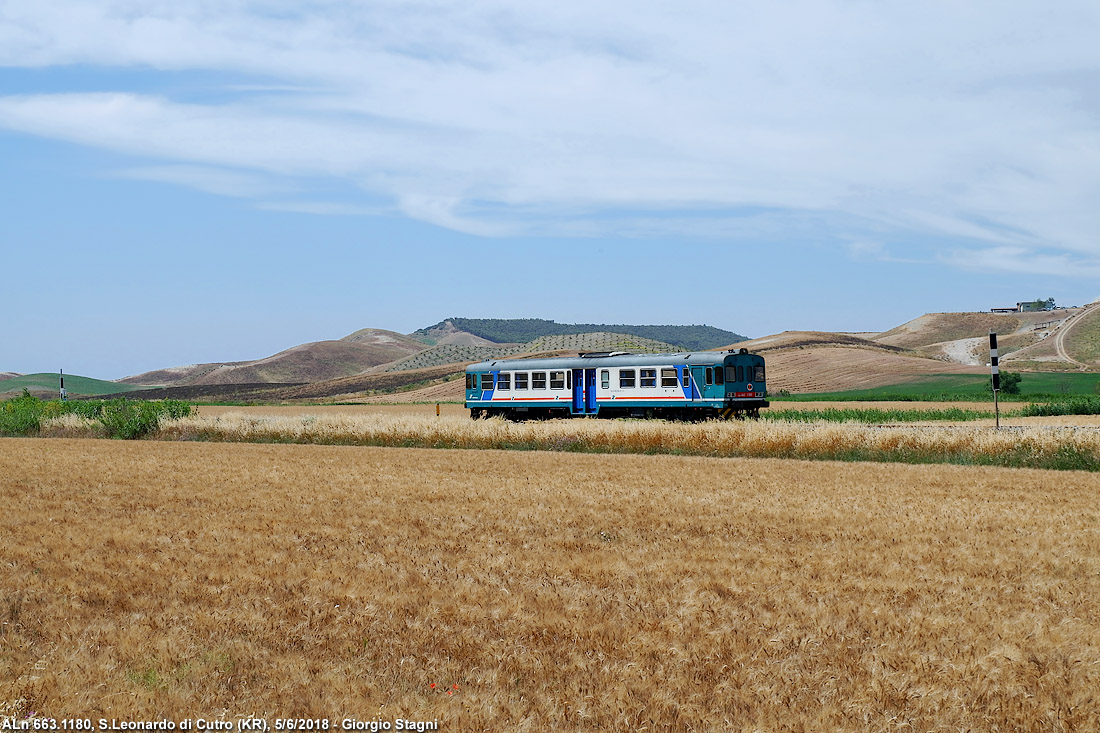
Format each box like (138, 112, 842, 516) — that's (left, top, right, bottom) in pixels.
(130, 413, 1100, 472)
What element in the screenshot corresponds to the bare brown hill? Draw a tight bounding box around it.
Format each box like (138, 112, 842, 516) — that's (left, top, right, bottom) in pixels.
(763, 347, 985, 393)
(265, 364, 463, 400)
(268, 349, 582, 402)
(867, 307, 1100, 372)
(873, 310, 1081, 352)
(340, 328, 430, 350)
(1003, 302, 1100, 370)
(121, 329, 427, 386)
(720, 330, 983, 393)
(347, 377, 467, 403)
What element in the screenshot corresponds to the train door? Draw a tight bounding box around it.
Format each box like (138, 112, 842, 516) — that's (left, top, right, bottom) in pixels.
(572, 368, 584, 413)
(690, 366, 705, 400)
(585, 368, 597, 412)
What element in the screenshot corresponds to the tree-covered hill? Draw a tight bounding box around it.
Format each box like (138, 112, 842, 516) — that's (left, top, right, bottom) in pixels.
(413, 318, 746, 350)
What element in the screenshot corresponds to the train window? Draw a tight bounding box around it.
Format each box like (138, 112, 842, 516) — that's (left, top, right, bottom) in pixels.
(515, 372, 528, 390)
(567, 371, 572, 389)
(465, 374, 473, 389)
(681, 371, 690, 388)
(661, 368, 677, 387)
(601, 370, 610, 389)
(755, 365, 765, 383)
(715, 366, 724, 385)
(481, 373, 494, 389)
(705, 367, 713, 385)
(497, 373, 511, 390)
(725, 366, 735, 383)
(532, 371, 547, 389)
(641, 368, 657, 388)
(550, 371, 565, 389)
(737, 365, 745, 382)
(620, 369, 636, 388)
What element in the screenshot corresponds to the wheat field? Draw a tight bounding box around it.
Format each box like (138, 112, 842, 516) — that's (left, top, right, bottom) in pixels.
(111, 411, 1100, 471)
(2, 438, 1099, 730)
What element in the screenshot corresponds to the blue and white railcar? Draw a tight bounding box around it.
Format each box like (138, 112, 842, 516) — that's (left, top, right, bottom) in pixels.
(465, 349, 768, 420)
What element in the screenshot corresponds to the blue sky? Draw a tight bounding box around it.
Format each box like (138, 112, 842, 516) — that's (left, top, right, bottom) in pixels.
(2, 1, 1098, 379)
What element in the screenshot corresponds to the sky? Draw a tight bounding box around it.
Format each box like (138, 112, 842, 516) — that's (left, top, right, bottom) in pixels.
(2, 1, 1099, 379)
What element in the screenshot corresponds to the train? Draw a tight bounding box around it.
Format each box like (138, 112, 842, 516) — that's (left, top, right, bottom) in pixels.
(465, 349, 768, 420)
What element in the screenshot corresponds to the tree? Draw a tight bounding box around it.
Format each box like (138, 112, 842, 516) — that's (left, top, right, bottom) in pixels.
(1027, 297, 1056, 311)
(999, 371, 1022, 395)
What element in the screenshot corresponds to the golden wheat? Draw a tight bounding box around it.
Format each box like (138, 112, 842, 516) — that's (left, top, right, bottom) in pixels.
(141, 412, 1100, 470)
(2, 439, 1099, 730)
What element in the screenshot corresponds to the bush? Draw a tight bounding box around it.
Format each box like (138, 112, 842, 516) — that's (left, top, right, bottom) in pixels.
(96, 399, 192, 439)
(0, 393, 192, 438)
(0, 389, 46, 435)
(999, 372, 1022, 395)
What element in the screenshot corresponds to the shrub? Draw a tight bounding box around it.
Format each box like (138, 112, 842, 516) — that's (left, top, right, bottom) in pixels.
(999, 371, 1022, 395)
(0, 389, 45, 435)
(97, 399, 193, 439)
(0, 393, 192, 439)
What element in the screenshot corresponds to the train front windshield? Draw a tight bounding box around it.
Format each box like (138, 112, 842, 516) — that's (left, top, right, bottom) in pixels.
(725, 364, 765, 383)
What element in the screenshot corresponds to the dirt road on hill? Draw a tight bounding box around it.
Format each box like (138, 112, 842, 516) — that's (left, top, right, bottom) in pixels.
(1055, 303, 1096, 368)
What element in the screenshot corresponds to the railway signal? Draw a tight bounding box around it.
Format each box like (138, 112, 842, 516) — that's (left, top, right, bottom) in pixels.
(989, 331, 999, 429)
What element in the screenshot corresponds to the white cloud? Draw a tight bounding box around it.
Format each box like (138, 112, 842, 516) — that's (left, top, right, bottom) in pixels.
(1, 1, 1099, 275)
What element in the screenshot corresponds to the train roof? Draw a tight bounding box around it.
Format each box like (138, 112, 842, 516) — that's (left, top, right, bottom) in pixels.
(465, 350, 761, 372)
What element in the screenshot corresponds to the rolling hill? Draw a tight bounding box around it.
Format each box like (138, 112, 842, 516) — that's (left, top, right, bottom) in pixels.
(120, 329, 427, 387)
(58, 320, 752, 394)
(863, 305, 1100, 372)
(0, 373, 152, 397)
(761, 348, 985, 393)
(414, 318, 745, 350)
(383, 332, 681, 373)
(715, 330, 983, 393)
(730, 331, 909, 355)
(8, 307, 1096, 404)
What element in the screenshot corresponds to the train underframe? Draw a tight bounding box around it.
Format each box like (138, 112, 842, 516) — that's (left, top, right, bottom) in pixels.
(468, 402, 767, 421)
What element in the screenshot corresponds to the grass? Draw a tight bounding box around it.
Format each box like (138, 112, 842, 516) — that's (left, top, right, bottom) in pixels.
(1018, 397, 1100, 417)
(763, 407, 993, 423)
(769, 400, 1100, 422)
(777, 372, 1100, 401)
(0, 373, 153, 396)
(2, 439, 1097, 728)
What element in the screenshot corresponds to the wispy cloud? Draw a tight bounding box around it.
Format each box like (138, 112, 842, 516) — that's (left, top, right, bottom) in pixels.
(940, 246, 1100, 278)
(115, 164, 291, 198)
(254, 201, 386, 217)
(1, 1, 1099, 276)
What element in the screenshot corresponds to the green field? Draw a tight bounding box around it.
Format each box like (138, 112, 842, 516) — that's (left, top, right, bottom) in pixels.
(0, 373, 153, 396)
(780, 372, 1100, 401)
